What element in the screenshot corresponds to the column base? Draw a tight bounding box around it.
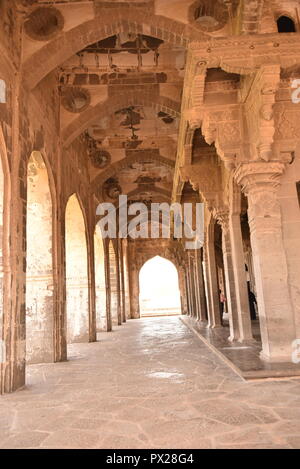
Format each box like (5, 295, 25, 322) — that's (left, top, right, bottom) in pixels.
(238, 338, 257, 346)
(260, 350, 293, 363)
(228, 335, 239, 343)
(207, 324, 223, 329)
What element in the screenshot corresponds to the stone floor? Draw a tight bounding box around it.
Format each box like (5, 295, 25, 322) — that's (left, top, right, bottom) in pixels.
(182, 316, 300, 379)
(1, 317, 300, 449)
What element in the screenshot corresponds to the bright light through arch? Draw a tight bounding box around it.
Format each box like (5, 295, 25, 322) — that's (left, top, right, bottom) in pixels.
(139, 255, 181, 317)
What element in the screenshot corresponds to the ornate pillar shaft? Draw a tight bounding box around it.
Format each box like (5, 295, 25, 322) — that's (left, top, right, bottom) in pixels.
(178, 267, 188, 315)
(205, 223, 222, 328)
(186, 263, 195, 317)
(228, 205, 254, 342)
(235, 162, 296, 361)
(185, 271, 192, 316)
(119, 241, 126, 323)
(218, 216, 241, 342)
(195, 250, 207, 322)
(127, 246, 140, 320)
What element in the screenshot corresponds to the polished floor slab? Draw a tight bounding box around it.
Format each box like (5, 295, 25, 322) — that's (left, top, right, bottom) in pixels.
(182, 315, 300, 379)
(1, 317, 300, 449)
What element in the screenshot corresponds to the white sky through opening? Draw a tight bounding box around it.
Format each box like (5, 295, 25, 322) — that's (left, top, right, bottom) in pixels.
(139, 255, 181, 317)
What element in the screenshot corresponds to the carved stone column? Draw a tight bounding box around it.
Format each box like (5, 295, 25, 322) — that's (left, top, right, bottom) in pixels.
(228, 181, 254, 343)
(178, 267, 188, 315)
(215, 210, 241, 342)
(194, 249, 207, 323)
(192, 253, 201, 321)
(235, 162, 296, 362)
(127, 248, 140, 320)
(187, 257, 195, 317)
(205, 219, 222, 328)
(105, 243, 112, 332)
(185, 271, 192, 316)
(118, 240, 126, 323)
(188, 253, 198, 318)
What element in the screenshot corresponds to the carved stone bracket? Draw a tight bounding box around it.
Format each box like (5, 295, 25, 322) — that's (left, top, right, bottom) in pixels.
(179, 162, 223, 211)
(213, 208, 230, 235)
(244, 64, 281, 161)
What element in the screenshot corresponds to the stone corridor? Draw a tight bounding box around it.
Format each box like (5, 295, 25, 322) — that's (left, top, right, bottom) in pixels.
(1, 317, 300, 449)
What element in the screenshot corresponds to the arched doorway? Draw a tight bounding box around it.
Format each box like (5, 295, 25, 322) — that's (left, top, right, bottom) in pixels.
(94, 225, 107, 333)
(26, 151, 54, 363)
(65, 194, 89, 344)
(108, 241, 120, 326)
(139, 256, 181, 317)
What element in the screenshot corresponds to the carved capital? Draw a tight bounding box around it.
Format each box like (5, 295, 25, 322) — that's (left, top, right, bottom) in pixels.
(214, 208, 230, 234)
(234, 161, 285, 234)
(234, 161, 285, 195)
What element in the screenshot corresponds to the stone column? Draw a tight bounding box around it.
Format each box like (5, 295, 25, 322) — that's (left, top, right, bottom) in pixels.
(195, 249, 207, 323)
(186, 267, 193, 317)
(205, 221, 222, 328)
(216, 212, 242, 342)
(188, 254, 197, 318)
(185, 271, 191, 316)
(228, 182, 254, 343)
(192, 254, 201, 320)
(178, 267, 188, 315)
(235, 162, 296, 362)
(105, 243, 112, 332)
(128, 251, 140, 319)
(122, 240, 131, 319)
(115, 244, 122, 326)
(119, 241, 126, 323)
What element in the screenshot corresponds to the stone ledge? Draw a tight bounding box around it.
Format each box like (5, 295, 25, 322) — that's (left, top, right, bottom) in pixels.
(180, 315, 300, 381)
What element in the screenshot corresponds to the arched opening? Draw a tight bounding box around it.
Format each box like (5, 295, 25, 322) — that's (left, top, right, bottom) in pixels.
(277, 15, 296, 33)
(26, 152, 54, 363)
(108, 241, 119, 326)
(139, 256, 181, 317)
(94, 225, 107, 333)
(65, 194, 89, 344)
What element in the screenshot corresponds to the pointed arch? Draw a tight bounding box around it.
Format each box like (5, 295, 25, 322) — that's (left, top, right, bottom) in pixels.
(23, 13, 204, 90)
(26, 151, 54, 363)
(62, 93, 181, 147)
(65, 193, 89, 344)
(139, 255, 181, 317)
